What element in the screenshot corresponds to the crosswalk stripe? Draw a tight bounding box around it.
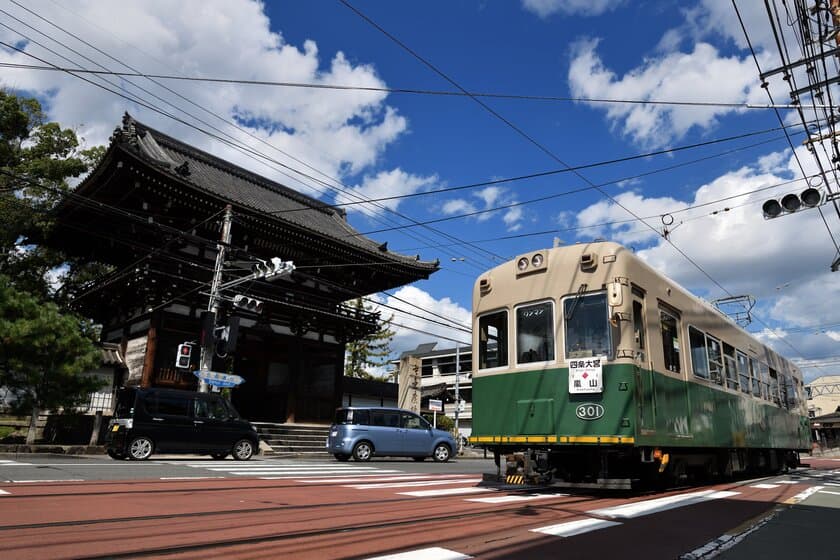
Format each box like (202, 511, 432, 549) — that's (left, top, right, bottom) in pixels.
(531, 518, 622, 537)
(467, 493, 568, 504)
(365, 546, 471, 559)
(586, 490, 740, 519)
(397, 487, 494, 497)
(259, 472, 406, 479)
(750, 483, 779, 489)
(0, 489, 9, 495)
(205, 466, 379, 471)
(226, 469, 398, 475)
(347, 478, 481, 489)
(300, 474, 467, 484)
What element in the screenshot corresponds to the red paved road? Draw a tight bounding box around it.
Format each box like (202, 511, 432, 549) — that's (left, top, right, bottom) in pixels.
(1, 460, 835, 559)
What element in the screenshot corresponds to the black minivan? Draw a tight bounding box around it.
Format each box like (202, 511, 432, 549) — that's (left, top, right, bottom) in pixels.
(105, 387, 260, 461)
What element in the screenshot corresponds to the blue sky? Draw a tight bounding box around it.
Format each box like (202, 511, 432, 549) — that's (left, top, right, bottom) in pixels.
(2, 1, 839, 381)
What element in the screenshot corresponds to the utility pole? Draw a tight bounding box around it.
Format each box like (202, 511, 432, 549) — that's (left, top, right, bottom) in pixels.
(199, 204, 233, 393)
(454, 344, 461, 453)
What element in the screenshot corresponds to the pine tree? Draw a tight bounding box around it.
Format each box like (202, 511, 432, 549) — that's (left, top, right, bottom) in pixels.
(344, 298, 396, 380)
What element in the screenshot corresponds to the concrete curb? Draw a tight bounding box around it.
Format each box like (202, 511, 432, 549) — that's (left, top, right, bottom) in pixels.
(0, 444, 105, 455)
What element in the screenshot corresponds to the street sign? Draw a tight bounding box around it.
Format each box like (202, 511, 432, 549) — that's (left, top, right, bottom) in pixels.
(193, 370, 245, 388)
(429, 399, 442, 411)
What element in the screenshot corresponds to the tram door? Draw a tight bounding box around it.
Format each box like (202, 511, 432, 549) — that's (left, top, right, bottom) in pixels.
(633, 292, 656, 433)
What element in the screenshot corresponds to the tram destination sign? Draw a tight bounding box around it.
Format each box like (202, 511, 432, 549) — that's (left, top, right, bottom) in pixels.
(568, 357, 605, 394)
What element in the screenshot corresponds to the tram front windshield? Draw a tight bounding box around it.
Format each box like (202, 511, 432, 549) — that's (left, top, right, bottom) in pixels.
(564, 292, 611, 359)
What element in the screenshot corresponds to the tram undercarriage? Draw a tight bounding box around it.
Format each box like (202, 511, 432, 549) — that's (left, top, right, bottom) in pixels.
(487, 445, 802, 490)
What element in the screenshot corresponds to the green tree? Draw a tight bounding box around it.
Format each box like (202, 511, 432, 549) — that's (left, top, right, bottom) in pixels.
(0, 89, 107, 304)
(344, 298, 396, 380)
(0, 276, 103, 443)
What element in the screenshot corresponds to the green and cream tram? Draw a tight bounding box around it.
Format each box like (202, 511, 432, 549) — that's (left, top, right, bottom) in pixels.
(468, 241, 810, 486)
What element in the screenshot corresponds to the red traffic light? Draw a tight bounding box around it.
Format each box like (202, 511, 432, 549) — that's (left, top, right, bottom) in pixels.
(180, 345, 191, 355)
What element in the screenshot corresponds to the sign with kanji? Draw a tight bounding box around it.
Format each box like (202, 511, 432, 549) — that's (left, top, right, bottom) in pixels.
(568, 357, 605, 394)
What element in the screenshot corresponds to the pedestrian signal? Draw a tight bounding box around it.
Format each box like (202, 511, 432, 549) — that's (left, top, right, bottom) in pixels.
(175, 343, 192, 369)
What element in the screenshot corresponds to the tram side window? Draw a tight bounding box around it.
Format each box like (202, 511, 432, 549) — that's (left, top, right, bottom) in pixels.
(563, 292, 611, 359)
(749, 358, 761, 397)
(659, 310, 681, 373)
(706, 336, 724, 385)
(723, 343, 738, 390)
(689, 326, 709, 379)
(769, 368, 780, 405)
(632, 300, 645, 350)
(759, 362, 771, 401)
(736, 352, 750, 393)
(780, 373, 792, 409)
(516, 301, 555, 364)
(478, 310, 508, 369)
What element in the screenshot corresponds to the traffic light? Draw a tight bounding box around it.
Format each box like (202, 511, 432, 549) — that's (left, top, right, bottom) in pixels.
(762, 187, 823, 219)
(252, 257, 293, 279)
(233, 294, 263, 313)
(175, 343, 192, 369)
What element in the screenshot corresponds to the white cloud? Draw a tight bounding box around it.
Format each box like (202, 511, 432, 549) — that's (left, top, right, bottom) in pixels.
(575, 191, 688, 245)
(0, 0, 412, 198)
(335, 168, 438, 217)
(568, 39, 769, 147)
(522, 0, 619, 18)
(366, 286, 471, 356)
(440, 186, 525, 230)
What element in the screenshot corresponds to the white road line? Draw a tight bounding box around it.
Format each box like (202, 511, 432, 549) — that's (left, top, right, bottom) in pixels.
(365, 546, 472, 560)
(259, 471, 406, 479)
(397, 487, 494, 497)
(206, 466, 381, 472)
(531, 518, 622, 537)
(300, 474, 466, 484)
(11, 479, 85, 483)
(0, 489, 9, 495)
(160, 476, 227, 480)
(818, 490, 840, 496)
(467, 493, 568, 504)
(347, 478, 480, 489)
(0, 460, 32, 466)
(777, 480, 802, 484)
(587, 490, 740, 519)
(790, 486, 824, 502)
(750, 483, 780, 489)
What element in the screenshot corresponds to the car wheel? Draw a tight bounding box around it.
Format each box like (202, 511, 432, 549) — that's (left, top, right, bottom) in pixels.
(211, 452, 228, 460)
(232, 439, 255, 461)
(334, 453, 351, 462)
(128, 436, 153, 460)
(352, 441, 373, 462)
(432, 443, 451, 463)
(412, 456, 426, 462)
(106, 449, 126, 460)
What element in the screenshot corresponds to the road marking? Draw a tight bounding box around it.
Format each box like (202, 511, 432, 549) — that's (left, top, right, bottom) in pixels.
(160, 476, 227, 480)
(750, 483, 780, 489)
(531, 518, 622, 537)
(467, 493, 568, 504)
(366, 546, 471, 559)
(300, 474, 468, 484)
(0, 489, 9, 496)
(347, 478, 480, 489)
(777, 480, 801, 484)
(587, 490, 740, 519)
(397, 487, 494, 497)
(0, 460, 32, 466)
(11, 479, 85, 483)
(818, 490, 840, 496)
(785, 485, 824, 504)
(259, 471, 406, 479)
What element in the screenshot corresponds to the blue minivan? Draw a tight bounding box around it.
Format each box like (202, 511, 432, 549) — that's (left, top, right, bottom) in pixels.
(326, 407, 456, 462)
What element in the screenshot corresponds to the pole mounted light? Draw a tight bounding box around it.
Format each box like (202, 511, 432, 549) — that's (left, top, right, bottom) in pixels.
(762, 187, 824, 219)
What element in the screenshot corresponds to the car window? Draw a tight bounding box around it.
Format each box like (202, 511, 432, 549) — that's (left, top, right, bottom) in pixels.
(371, 411, 399, 427)
(144, 393, 190, 417)
(195, 398, 228, 419)
(334, 409, 370, 425)
(402, 413, 427, 430)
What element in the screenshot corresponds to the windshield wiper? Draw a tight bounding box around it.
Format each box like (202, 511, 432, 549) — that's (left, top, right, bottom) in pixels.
(565, 283, 588, 321)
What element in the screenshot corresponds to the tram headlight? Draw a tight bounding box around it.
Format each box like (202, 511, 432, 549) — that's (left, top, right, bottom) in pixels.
(517, 257, 529, 271)
(531, 253, 544, 267)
